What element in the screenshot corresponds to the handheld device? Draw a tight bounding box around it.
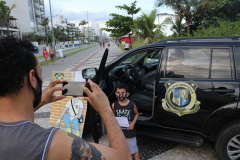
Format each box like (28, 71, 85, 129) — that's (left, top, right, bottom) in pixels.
(62, 81, 86, 97)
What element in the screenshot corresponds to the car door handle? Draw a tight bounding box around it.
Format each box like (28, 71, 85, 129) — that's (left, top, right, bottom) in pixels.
(212, 89, 235, 93)
(203, 89, 235, 93)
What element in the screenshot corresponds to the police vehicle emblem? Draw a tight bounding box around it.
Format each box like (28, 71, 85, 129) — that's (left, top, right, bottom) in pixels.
(162, 81, 200, 116)
(55, 73, 64, 80)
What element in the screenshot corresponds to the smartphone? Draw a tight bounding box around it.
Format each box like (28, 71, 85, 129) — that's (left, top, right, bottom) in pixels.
(62, 81, 86, 97)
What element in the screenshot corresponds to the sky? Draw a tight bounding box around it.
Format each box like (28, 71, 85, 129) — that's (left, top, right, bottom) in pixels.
(44, 0, 174, 35)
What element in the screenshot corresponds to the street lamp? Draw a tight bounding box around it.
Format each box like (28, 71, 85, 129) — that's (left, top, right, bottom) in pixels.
(49, 0, 55, 53)
(87, 11, 90, 45)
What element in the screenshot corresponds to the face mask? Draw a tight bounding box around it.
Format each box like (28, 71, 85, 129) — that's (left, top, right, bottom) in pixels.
(116, 94, 127, 101)
(31, 73, 42, 108)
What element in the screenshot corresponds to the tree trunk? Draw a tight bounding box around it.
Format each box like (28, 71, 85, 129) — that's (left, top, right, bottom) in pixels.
(128, 33, 132, 49)
(187, 20, 190, 36)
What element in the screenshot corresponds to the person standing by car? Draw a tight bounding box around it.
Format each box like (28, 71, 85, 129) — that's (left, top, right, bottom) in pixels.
(0, 37, 131, 160)
(43, 47, 48, 66)
(58, 46, 64, 65)
(49, 45, 55, 65)
(124, 41, 129, 52)
(112, 83, 140, 160)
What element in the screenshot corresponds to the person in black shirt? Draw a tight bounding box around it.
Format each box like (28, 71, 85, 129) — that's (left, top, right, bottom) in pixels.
(112, 83, 140, 160)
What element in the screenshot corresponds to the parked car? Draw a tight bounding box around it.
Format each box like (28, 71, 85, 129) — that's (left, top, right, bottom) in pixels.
(83, 36, 240, 160)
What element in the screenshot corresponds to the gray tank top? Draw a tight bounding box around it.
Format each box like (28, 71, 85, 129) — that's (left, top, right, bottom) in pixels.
(0, 120, 58, 160)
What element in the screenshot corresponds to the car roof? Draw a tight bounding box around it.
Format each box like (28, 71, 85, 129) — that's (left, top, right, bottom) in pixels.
(153, 36, 240, 46)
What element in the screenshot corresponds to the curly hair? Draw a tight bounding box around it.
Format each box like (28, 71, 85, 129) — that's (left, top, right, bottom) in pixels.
(0, 37, 37, 96)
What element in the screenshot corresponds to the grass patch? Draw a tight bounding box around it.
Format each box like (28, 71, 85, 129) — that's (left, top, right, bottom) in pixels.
(39, 45, 97, 66)
(119, 40, 144, 52)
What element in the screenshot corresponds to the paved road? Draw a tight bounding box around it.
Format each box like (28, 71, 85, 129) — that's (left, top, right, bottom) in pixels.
(34, 42, 219, 160)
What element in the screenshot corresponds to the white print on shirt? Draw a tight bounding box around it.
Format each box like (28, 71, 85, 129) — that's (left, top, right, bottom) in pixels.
(116, 109, 131, 120)
(66, 98, 84, 117)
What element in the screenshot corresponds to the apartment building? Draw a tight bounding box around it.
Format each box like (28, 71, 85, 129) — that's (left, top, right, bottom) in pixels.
(91, 22, 99, 36)
(3, 0, 46, 38)
(48, 15, 67, 29)
(67, 22, 79, 38)
(83, 26, 95, 41)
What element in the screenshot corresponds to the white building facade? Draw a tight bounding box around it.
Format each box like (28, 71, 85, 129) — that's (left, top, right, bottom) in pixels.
(3, 0, 46, 38)
(48, 15, 67, 29)
(91, 22, 99, 36)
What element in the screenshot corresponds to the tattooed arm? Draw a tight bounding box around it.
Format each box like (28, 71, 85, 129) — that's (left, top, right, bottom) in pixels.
(47, 80, 131, 160)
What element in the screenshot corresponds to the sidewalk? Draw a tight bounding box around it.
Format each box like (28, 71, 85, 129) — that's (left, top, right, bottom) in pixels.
(35, 45, 90, 62)
(62, 42, 124, 72)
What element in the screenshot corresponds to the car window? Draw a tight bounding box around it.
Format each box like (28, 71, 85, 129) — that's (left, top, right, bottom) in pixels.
(144, 50, 162, 64)
(120, 52, 142, 65)
(211, 49, 232, 78)
(165, 48, 211, 78)
(235, 47, 240, 79)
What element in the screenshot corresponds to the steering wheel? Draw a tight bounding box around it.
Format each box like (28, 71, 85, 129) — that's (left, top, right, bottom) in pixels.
(125, 64, 139, 83)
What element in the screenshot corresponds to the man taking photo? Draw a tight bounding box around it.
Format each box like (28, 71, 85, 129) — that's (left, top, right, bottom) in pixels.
(0, 37, 131, 160)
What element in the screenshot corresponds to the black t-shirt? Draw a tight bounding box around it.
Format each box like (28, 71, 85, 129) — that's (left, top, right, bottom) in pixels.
(114, 100, 136, 138)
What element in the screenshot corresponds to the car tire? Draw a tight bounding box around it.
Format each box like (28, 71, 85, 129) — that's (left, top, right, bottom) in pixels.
(215, 122, 240, 160)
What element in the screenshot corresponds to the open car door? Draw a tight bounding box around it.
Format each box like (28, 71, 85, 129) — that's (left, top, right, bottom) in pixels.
(88, 48, 109, 143)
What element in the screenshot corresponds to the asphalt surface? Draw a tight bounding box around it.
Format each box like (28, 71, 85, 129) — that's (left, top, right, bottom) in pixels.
(34, 43, 219, 160)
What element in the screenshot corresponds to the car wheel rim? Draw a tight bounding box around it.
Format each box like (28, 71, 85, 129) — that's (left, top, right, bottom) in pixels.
(227, 135, 240, 160)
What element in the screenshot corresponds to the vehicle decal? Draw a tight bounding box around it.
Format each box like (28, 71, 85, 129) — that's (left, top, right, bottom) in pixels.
(162, 81, 200, 116)
(55, 73, 64, 80)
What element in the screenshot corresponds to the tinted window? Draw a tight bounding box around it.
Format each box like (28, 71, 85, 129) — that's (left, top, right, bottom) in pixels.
(144, 50, 162, 64)
(165, 48, 211, 78)
(120, 52, 142, 65)
(235, 47, 240, 79)
(211, 49, 232, 78)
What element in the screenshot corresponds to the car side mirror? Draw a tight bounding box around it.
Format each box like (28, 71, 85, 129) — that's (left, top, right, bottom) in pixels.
(82, 68, 97, 79)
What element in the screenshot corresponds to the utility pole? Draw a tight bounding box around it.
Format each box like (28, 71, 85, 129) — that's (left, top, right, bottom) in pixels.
(49, 0, 55, 53)
(77, 27, 80, 48)
(87, 11, 90, 45)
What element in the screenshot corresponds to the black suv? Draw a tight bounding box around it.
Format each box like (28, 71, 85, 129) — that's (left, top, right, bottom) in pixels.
(84, 36, 240, 160)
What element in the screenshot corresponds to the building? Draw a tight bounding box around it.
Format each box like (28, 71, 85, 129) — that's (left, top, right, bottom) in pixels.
(91, 22, 99, 36)
(48, 15, 67, 29)
(83, 26, 95, 42)
(0, 1, 20, 37)
(3, 0, 46, 38)
(99, 29, 102, 38)
(67, 22, 79, 40)
(102, 32, 107, 38)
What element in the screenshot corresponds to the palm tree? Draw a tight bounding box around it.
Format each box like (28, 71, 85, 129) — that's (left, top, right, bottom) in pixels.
(163, 16, 186, 36)
(0, 1, 16, 36)
(41, 17, 49, 47)
(116, 0, 141, 20)
(133, 9, 158, 42)
(156, 0, 199, 36)
(53, 25, 62, 44)
(66, 27, 71, 44)
(116, 0, 141, 48)
(60, 27, 67, 45)
(78, 20, 88, 42)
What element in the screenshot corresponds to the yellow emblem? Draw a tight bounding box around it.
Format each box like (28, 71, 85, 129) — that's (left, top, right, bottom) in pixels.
(162, 81, 200, 116)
